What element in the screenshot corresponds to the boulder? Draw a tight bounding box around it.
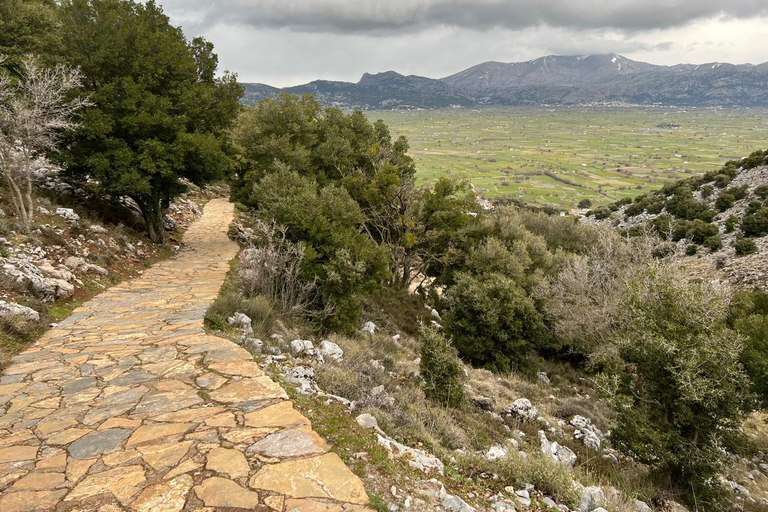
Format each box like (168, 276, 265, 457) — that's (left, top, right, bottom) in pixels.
(442, 494, 476, 512)
(539, 431, 577, 468)
(632, 500, 652, 512)
(570, 415, 603, 451)
(318, 340, 344, 363)
(1, 257, 74, 301)
(64, 256, 108, 276)
(355, 413, 379, 430)
(89, 225, 108, 235)
(491, 502, 517, 512)
(362, 321, 376, 334)
(284, 366, 316, 395)
(290, 339, 314, 356)
(537, 372, 551, 385)
(377, 434, 444, 475)
(501, 398, 539, 422)
(485, 445, 509, 461)
(0, 301, 40, 323)
(430, 308, 442, 321)
(577, 486, 606, 512)
(55, 208, 80, 222)
(227, 312, 254, 338)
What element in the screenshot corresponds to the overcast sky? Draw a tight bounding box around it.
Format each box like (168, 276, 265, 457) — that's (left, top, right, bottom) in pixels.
(157, 0, 768, 87)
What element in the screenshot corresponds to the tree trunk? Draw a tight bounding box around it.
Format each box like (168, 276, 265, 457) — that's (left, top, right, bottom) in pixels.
(137, 198, 165, 244)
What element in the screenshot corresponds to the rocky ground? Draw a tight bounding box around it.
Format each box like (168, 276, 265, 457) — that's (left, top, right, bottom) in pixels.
(0, 171, 225, 368)
(0, 200, 373, 512)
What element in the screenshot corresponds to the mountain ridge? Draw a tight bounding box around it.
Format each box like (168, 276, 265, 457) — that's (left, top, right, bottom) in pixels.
(241, 53, 768, 109)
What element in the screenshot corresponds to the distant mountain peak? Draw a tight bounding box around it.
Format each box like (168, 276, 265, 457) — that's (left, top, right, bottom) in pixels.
(240, 53, 768, 109)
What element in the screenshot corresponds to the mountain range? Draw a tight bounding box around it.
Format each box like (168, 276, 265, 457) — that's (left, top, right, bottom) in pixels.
(241, 53, 768, 110)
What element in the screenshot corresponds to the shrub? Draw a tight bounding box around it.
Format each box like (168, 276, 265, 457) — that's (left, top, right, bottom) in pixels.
(734, 314, 768, 407)
(734, 237, 758, 257)
(725, 215, 738, 233)
(715, 192, 735, 212)
(685, 244, 697, 256)
(578, 198, 592, 209)
(205, 289, 274, 336)
(444, 272, 546, 373)
(607, 268, 753, 505)
(419, 326, 466, 408)
(700, 184, 714, 198)
(702, 235, 722, 251)
(592, 207, 612, 220)
(755, 185, 768, 200)
(741, 207, 768, 237)
(686, 219, 719, 244)
(238, 220, 317, 316)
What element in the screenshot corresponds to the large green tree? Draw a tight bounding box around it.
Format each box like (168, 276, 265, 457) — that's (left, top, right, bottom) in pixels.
(0, 0, 58, 70)
(56, 0, 242, 242)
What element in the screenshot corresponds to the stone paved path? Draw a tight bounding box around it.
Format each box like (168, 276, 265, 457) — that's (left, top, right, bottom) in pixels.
(0, 199, 372, 512)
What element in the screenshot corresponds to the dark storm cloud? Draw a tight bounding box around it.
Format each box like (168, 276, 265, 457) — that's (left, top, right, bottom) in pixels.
(176, 0, 768, 34)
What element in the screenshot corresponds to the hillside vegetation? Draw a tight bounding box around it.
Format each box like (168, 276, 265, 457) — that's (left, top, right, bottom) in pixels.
(587, 149, 768, 289)
(208, 92, 768, 511)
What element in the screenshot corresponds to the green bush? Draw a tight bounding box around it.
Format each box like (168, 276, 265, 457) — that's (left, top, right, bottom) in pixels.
(702, 235, 722, 251)
(755, 185, 768, 200)
(734, 237, 758, 257)
(725, 215, 738, 233)
(686, 219, 719, 244)
(577, 198, 592, 209)
(685, 244, 697, 256)
(419, 326, 466, 408)
(741, 207, 768, 237)
(592, 207, 611, 220)
(608, 269, 753, 505)
(734, 314, 768, 407)
(715, 192, 735, 212)
(444, 272, 546, 373)
(205, 289, 274, 336)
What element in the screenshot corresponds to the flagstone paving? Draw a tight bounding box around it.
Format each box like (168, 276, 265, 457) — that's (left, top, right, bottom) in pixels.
(0, 199, 373, 512)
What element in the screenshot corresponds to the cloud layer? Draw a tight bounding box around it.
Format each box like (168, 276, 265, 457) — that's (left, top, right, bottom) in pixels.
(156, 0, 768, 86)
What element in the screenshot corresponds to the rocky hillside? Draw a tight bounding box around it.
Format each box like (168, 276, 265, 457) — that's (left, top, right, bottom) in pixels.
(585, 150, 768, 290)
(240, 53, 768, 109)
(0, 164, 224, 368)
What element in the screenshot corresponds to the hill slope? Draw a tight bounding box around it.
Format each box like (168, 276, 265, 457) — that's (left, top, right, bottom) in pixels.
(241, 54, 768, 109)
(585, 150, 768, 289)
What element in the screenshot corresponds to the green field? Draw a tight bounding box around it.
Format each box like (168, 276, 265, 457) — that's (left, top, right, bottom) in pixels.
(369, 107, 768, 208)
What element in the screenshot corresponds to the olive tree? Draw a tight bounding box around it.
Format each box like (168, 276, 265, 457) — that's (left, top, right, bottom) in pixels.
(0, 55, 87, 233)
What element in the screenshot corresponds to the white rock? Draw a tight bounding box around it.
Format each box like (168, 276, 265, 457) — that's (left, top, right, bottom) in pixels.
(290, 339, 314, 356)
(486, 445, 509, 461)
(442, 495, 476, 512)
(430, 308, 442, 320)
(542, 497, 557, 509)
(539, 431, 577, 468)
(318, 340, 344, 363)
(227, 312, 253, 337)
(89, 224, 108, 234)
(570, 415, 603, 451)
(55, 208, 80, 222)
(537, 371, 551, 385)
(362, 321, 377, 334)
(369, 359, 386, 372)
(491, 502, 516, 512)
(0, 301, 40, 323)
(632, 500, 652, 512)
(502, 398, 539, 422)
(377, 434, 444, 475)
(578, 486, 606, 512)
(356, 413, 379, 430)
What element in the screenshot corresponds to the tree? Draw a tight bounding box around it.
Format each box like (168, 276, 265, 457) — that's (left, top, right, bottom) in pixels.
(56, 0, 242, 242)
(0, 55, 87, 233)
(444, 271, 546, 373)
(234, 94, 418, 287)
(604, 267, 752, 503)
(420, 326, 465, 408)
(0, 0, 58, 70)
(577, 198, 592, 209)
(249, 168, 391, 332)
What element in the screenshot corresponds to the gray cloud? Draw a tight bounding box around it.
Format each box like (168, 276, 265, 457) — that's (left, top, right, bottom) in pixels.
(167, 0, 768, 34)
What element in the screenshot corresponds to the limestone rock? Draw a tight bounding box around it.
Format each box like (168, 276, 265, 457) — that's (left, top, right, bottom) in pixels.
(632, 500, 652, 512)
(0, 301, 40, 323)
(539, 430, 577, 468)
(442, 494, 476, 512)
(318, 340, 344, 363)
(471, 396, 496, 411)
(290, 339, 314, 356)
(362, 321, 376, 334)
(570, 415, 603, 451)
(578, 486, 606, 512)
(501, 398, 539, 422)
(377, 434, 444, 474)
(55, 208, 80, 222)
